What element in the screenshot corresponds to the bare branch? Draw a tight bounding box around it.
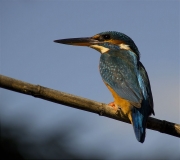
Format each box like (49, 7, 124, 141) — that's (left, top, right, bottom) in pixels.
(0, 74, 179, 138)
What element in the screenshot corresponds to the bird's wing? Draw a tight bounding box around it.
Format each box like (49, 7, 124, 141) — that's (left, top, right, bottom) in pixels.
(100, 50, 143, 107)
(139, 62, 154, 115)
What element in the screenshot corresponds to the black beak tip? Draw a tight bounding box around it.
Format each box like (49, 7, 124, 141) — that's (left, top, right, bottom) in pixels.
(54, 40, 59, 43)
(54, 39, 68, 44)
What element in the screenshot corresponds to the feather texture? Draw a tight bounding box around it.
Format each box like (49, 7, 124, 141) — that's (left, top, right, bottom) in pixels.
(100, 49, 154, 142)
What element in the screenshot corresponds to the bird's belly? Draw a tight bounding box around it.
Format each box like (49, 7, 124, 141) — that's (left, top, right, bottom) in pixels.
(106, 84, 133, 122)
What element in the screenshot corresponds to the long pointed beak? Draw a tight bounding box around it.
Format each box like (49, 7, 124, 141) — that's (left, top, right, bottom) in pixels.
(54, 37, 99, 46)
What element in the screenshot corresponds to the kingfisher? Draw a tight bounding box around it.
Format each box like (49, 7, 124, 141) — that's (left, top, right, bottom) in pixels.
(54, 31, 155, 143)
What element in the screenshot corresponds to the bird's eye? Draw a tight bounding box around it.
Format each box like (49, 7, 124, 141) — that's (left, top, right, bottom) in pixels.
(102, 34, 110, 40)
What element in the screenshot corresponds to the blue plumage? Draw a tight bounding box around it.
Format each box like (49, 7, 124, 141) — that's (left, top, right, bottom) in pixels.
(100, 50, 142, 105)
(100, 48, 154, 143)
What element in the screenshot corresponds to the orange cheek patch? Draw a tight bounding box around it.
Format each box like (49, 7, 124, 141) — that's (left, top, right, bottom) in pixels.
(107, 39, 125, 45)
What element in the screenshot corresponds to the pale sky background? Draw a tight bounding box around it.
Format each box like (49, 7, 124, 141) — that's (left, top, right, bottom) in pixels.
(0, 0, 180, 159)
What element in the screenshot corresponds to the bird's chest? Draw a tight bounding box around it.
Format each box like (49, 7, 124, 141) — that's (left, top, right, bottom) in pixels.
(99, 54, 119, 84)
(105, 82, 133, 115)
(99, 53, 134, 86)
(99, 54, 133, 113)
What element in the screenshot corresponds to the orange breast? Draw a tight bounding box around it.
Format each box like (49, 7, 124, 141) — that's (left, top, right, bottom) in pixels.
(105, 83, 133, 123)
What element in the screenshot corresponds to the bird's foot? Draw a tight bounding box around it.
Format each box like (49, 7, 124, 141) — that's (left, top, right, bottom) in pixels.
(108, 102, 118, 111)
(108, 102, 115, 107)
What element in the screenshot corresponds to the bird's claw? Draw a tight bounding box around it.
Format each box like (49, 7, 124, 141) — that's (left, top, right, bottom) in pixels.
(108, 102, 116, 108)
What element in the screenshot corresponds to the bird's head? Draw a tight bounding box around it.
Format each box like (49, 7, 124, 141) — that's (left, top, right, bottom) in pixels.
(54, 31, 140, 59)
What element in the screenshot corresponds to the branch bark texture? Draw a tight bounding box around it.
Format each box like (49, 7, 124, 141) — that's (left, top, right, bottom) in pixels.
(0, 74, 180, 138)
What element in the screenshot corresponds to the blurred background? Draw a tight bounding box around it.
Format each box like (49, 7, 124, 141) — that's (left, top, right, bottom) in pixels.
(0, 0, 179, 159)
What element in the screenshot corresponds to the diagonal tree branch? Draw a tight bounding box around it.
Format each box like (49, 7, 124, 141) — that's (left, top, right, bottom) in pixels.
(0, 74, 180, 138)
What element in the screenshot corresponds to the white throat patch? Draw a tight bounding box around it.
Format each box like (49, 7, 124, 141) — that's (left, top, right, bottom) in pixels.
(119, 43, 131, 50)
(90, 45, 109, 54)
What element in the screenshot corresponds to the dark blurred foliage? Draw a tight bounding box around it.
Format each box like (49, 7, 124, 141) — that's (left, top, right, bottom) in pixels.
(1, 120, 179, 160)
(0, 121, 104, 160)
(1, 132, 24, 160)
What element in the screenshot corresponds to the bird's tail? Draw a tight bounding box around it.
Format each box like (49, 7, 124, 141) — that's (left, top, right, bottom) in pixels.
(131, 106, 149, 143)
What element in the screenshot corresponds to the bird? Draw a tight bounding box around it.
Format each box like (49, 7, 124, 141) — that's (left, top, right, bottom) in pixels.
(54, 31, 155, 143)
